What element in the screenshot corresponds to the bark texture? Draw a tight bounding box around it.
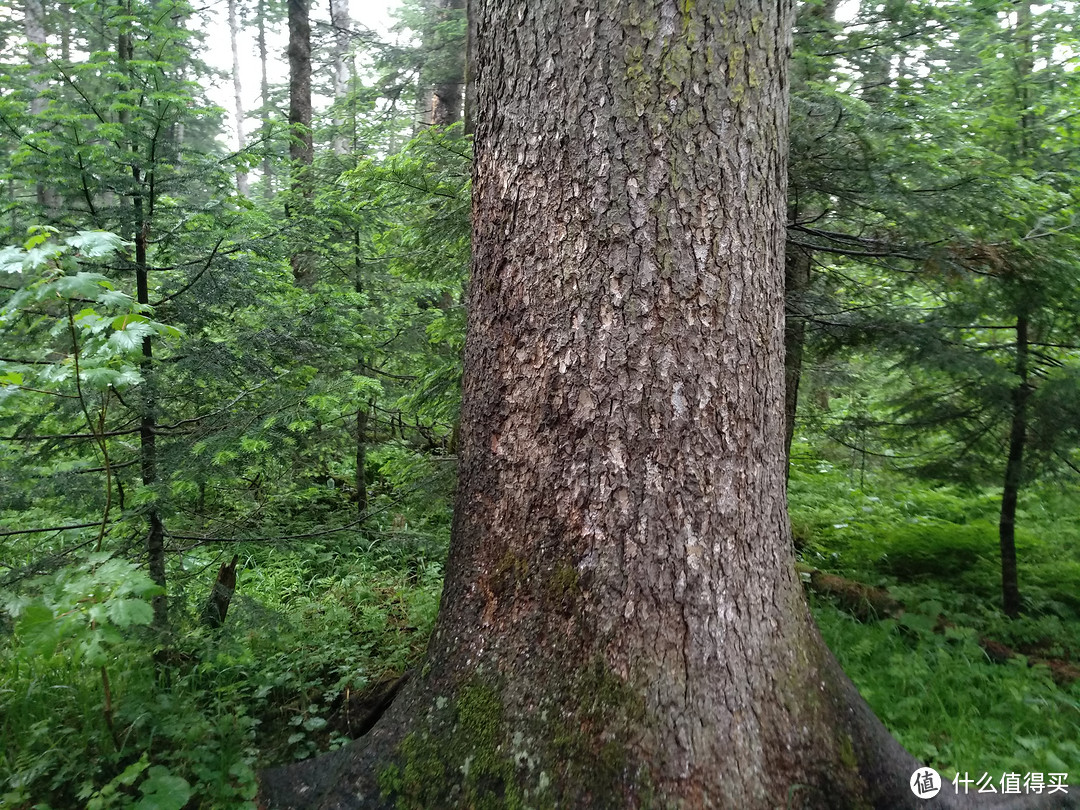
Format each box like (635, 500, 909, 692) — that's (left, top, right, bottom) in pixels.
(259, 1, 1078, 808)
(202, 554, 240, 628)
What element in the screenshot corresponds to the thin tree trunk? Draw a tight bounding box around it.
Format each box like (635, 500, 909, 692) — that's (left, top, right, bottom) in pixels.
(996, 0, 1033, 620)
(258, 0, 274, 201)
(353, 235, 369, 517)
(329, 0, 350, 155)
(120, 13, 166, 630)
(783, 0, 841, 470)
(287, 0, 313, 168)
(784, 241, 812, 469)
(462, 0, 475, 135)
(355, 404, 368, 516)
(999, 309, 1028, 619)
(24, 0, 47, 117)
(202, 555, 240, 628)
(60, 2, 72, 62)
(288, 0, 315, 284)
(228, 0, 249, 195)
(24, 0, 58, 212)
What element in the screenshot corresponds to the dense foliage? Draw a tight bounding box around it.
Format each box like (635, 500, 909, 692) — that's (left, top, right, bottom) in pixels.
(0, 0, 1077, 806)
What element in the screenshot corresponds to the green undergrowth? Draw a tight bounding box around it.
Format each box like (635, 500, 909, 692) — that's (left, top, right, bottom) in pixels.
(815, 598, 1080, 779)
(792, 441, 1080, 780)
(0, 543, 443, 809)
(2, 443, 1078, 808)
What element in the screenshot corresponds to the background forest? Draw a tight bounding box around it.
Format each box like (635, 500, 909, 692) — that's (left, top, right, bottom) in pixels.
(0, 0, 1077, 807)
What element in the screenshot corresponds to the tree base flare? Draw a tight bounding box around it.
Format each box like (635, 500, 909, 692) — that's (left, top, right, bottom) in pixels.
(258, 627, 1077, 810)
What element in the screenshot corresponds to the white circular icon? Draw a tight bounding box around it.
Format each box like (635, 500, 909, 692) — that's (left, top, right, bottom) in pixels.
(910, 767, 942, 799)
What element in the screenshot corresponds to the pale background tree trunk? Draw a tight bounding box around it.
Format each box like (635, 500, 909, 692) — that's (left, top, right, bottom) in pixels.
(329, 0, 350, 155)
(23, 0, 59, 213)
(415, 0, 465, 129)
(288, 0, 315, 284)
(258, 0, 274, 201)
(228, 0, 249, 195)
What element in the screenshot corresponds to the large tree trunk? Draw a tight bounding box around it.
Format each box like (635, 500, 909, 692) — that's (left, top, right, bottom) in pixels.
(259, 1, 1075, 807)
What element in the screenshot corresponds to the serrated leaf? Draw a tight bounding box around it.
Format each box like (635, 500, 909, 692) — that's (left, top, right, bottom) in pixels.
(0, 246, 23, 274)
(65, 230, 126, 258)
(98, 289, 134, 308)
(105, 598, 154, 627)
(107, 321, 155, 352)
(111, 313, 150, 330)
(80, 367, 123, 390)
(52, 272, 113, 299)
(24, 244, 59, 270)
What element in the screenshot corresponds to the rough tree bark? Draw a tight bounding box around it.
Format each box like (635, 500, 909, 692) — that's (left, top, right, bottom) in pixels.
(259, 1, 1077, 807)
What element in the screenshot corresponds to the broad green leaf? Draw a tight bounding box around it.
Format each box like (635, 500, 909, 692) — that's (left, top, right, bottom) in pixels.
(111, 313, 150, 330)
(106, 321, 156, 353)
(65, 230, 126, 258)
(52, 272, 114, 299)
(0, 246, 23, 274)
(116, 754, 150, 786)
(136, 768, 191, 810)
(105, 597, 154, 627)
(24, 245, 59, 270)
(97, 289, 135, 308)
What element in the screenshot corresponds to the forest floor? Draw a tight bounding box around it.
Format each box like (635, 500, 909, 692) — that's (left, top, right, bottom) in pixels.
(2, 452, 1078, 807)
